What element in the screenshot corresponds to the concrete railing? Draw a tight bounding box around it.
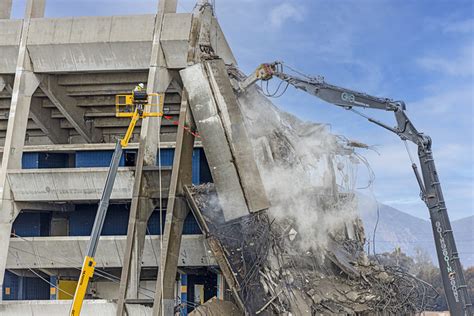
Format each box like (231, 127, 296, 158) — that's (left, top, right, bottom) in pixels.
(7, 235, 214, 269)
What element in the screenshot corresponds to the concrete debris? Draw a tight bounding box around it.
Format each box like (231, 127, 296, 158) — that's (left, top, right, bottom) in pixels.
(189, 297, 243, 316)
(288, 228, 298, 241)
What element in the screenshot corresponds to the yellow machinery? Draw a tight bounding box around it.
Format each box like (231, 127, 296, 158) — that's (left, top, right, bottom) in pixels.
(69, 86, 163, 316)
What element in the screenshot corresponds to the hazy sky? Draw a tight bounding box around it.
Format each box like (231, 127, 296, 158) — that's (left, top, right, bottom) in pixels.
(12, 0, 474, 220)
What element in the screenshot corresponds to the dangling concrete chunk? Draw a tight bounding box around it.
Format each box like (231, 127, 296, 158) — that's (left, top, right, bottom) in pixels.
(181, 59, 270, 221)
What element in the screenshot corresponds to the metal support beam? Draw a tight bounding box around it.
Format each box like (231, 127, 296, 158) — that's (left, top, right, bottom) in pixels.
(0, 0, 12, 19)
(152, 91, 194, 316)
(0, 0, 45, 302)
(29, 97, 68, 144)
(39, 75, 101, 143)
(116, 1, 176, 314)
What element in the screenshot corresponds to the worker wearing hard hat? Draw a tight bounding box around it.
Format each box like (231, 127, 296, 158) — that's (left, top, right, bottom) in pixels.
(134, 83, 145, 91)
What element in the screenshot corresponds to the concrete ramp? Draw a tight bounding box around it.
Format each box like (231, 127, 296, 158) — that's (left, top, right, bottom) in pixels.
(0, 300, 151, 316)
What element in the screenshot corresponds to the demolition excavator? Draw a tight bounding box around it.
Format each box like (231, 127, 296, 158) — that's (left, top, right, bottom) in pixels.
(240, 62, 473, 316)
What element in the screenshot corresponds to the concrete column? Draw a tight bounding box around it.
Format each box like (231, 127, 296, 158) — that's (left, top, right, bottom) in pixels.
(0, 0, 12, 19)
(116, 1, 176, 314)
(152, 92, 194, 316)
(216, 273, 224, 300)
(180, 273, 188, 315)
(50, 275, 58, 300)
(0, 0, 45, 302)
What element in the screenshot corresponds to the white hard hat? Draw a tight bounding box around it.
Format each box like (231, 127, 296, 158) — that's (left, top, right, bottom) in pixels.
(138, 83, 145, 88)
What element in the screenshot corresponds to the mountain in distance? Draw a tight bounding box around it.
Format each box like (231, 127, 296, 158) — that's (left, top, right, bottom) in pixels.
(357, 196, 473, 268)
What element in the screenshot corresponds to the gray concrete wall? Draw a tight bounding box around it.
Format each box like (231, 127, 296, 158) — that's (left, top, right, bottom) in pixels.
(0, 300, 152, 316)
(0, 20, 21, 74)
(7, 235, 214, 269)
(27, 15, 156, 72)
(6, 167, 171, 202)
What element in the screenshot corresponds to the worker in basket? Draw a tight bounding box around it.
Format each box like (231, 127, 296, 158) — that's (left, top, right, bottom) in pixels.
(132, 83, 147, 113)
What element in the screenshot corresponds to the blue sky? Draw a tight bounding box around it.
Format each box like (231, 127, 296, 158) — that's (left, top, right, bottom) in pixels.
(12, 0, 474, 220)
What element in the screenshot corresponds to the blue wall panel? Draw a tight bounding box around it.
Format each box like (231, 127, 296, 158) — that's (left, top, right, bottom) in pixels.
(68, 205, 95, 236)
(12, 212, 50, 237)
(22, 153, 68, 169)
(75, 151, 125, 167)
(158, 149, 174, 167)
(22, 276, 50, 300)
(102, 204, 129, 236)
(192, 149, 200, 185)
(156, 148, 205, 184)
(2, 271, 19, 301)
(183, 212, 201, 235)
(147, 210, 201, 235)
(69, 204, 130, 236)
(147, 210, 166, 235)
(22, 153, 39, 169)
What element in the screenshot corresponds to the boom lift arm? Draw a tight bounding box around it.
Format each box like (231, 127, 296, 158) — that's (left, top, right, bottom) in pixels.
(69, 87, 162, 316)
(241, 62, 473, 316)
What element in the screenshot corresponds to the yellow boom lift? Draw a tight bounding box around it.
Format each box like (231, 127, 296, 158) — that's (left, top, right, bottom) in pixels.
(69, 85, 163, 316)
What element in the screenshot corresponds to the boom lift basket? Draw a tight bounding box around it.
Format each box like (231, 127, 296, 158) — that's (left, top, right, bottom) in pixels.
(115, 93, 164, 118)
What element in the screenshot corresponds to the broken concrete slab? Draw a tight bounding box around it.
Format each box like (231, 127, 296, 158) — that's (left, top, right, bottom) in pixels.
(181, 60, 269, 221)
(204, 59, 270, 213)
(180, 62, 249, 221)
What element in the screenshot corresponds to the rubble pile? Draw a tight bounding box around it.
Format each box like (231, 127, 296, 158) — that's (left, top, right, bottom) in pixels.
(191, 184, 436, 315)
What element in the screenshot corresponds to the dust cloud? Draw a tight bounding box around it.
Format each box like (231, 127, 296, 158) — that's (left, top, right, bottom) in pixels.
(237, 85, 362, 253)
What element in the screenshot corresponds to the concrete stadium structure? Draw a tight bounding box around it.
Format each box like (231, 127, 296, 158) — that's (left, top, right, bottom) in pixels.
(0, 0, 248, 314)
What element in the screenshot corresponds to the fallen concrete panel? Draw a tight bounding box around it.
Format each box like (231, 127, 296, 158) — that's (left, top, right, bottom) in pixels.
(6, 167, 171, 202)
(181, 63, 249, 221)
(7, 235, 214, 269)
(0, 300, 151, 316)
(205, 60, 269, 213)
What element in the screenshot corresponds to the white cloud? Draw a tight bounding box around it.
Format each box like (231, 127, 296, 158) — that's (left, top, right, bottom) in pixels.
(269, 2, 304, 29)
(417, 43, 474, 77)
(410, 85, 473, 115)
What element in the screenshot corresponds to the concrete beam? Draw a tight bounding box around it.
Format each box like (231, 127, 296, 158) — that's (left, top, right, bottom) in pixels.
(26, 15, 155, 73)
(160, 13, 192, 68)
(0, 300, 153, 316)
(29, 97, 68, 144)
(0, 0, 46, 302)
(0, 0, 12, 19)
(6, 167, 171, 202)
(0, 141, 202, 153)
(0, 20, 22, 74)
(204, 59, 269, 212)
(153, 91, 194, 316)
(39, 75, 101, 143)
(14, 201, 73, 212)
(7, 235, 213, 269)
(116, 1, 176, 314)
(181, 63, 249, 220)
(27, 0, 46, 18)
